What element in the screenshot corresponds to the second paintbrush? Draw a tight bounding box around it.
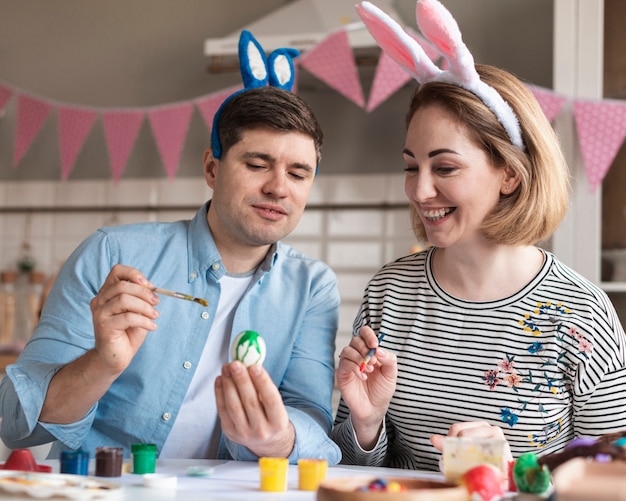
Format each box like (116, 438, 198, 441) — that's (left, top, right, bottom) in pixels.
(359, 332, 386, 372)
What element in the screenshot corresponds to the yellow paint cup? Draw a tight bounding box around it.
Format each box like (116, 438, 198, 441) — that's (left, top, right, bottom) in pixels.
(298, 458, 328, 491)
(259, 457, 289, 492)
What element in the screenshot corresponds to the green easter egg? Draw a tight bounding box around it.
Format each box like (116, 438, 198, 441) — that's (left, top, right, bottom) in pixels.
(231, 330, 266, 367)
(513, 452, 551, 494)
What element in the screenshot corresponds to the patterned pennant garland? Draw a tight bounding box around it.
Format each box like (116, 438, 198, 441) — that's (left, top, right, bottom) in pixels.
(573, 99, 626, 193)
(367, 51, 413, 112)
(3, 40, 626, 188)
(12, 95, 53, 168)
(528, 84, 567, 122)
(102, 110, 145, 182)
(298, 30, 365, 108)
(57, 107, 98, 180)
(148, 102, 194, 180)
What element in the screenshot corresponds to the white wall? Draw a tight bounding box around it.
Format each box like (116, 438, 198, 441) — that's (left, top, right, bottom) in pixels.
(0, 173, 416, 361)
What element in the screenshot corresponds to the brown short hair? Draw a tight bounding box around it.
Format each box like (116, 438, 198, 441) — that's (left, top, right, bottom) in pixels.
(215, 86, 323, 165)
(407, 64, 570, 246)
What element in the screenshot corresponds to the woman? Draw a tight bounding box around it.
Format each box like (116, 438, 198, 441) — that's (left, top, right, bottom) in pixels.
(332, 0, 626, 472)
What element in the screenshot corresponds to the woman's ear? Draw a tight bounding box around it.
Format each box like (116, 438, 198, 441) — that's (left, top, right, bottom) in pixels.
(500, 167, 520, 195)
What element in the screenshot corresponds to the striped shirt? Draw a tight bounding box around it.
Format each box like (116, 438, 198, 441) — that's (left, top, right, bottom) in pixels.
(331, 247, 626, 471)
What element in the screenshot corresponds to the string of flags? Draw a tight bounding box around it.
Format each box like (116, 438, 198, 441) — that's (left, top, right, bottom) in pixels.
(1, 27, 625, 192)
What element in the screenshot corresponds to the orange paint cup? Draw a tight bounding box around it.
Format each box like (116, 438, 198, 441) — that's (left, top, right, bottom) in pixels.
(298, 458, 328, 491)
(259, 457, 289, 492)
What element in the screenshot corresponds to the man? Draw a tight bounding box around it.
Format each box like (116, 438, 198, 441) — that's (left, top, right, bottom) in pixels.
(0, 66, 341, 464)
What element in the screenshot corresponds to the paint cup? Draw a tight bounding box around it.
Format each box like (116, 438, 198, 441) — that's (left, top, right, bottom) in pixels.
(259, 457, 288, 492)
(60, 450, 90, 475)
(3, 449, 39, 471)
(131, 443, 157, 474)
(95, 446, 123, 477)
(298, 458, 327, 491)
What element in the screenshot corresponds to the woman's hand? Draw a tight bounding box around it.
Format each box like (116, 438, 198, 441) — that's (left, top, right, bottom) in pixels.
(336, 325, 397, 449)
(431, 421, 513, 469)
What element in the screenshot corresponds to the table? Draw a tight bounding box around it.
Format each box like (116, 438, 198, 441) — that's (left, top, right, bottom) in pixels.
(0, 459, 448, 500)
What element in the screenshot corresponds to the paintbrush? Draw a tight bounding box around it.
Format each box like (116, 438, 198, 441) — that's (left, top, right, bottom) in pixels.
(359, 332, 386, 372)
(152, 287, 208, 307)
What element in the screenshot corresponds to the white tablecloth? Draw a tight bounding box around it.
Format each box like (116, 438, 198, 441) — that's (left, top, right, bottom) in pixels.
(0, 459, 447, 500)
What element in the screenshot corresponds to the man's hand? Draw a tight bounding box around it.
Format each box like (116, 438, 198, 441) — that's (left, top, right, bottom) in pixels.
(89, 264, 160, 374)
(40, 264, 160, 424)
(215, 361, 295, 458)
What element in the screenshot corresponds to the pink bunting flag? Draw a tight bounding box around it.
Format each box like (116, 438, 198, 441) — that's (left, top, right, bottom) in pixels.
(298, 30, 365, 108)
(196, 85, 242, 133)
(367, 29, 444, 112)
(573, 99, 626, 193)
(366, 51, 413, 112)
(57, 107, 98, 180)
(0, 83, 13, 113)
(102, 110, 144, 182)
(148, 103, 194, 180)
(12, 95, 53, 168)
(528, 85, 567, 122)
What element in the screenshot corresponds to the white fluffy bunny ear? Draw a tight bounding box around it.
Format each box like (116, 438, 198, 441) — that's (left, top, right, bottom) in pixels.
(239, 30, 269, 89)
(414, 0, 475, 86)
(356, 1, 440, 82)
(356, 0, 524, 151)
(268, 48, 300, 91)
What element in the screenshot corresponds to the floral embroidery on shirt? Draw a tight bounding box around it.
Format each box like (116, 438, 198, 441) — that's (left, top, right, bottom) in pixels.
(529, 419, 563, 448)
(479, 301, 593, 448)
(500, 407, 519, 426)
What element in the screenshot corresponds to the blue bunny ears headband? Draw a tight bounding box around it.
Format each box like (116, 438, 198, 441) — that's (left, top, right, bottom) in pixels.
(210, 30, 299, 158)
(356, 0, 524, 151)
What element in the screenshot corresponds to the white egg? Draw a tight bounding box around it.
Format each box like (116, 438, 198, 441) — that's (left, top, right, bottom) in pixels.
(231, 330, 266, 367)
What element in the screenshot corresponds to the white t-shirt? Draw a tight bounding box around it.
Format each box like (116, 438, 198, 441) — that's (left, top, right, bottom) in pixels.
(160, 272, 254, 458)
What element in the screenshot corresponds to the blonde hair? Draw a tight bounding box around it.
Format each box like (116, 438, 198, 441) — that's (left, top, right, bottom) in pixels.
(407, 64, 570, 246)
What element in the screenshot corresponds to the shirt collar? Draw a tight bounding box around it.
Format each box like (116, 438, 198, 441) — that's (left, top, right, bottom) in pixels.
(187, 201, 280, 283)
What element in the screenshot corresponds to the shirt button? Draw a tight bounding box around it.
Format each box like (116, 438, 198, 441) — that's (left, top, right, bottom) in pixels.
(201, 312, 209, 320)
(162, 412, 171, 421)
(189, 273, 197, 280)
(212, 263, 220, 270)
(183, 361, 192, 369)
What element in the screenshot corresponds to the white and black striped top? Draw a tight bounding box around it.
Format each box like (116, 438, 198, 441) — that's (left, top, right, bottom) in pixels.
(331, 247, 626, 471)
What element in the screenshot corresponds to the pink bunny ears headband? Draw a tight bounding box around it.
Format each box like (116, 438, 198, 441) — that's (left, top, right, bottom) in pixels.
(356, 0, 525, 150)
(211, 30, 299, 158)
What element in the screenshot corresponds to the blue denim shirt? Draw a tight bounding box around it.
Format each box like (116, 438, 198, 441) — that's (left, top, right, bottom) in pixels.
(0, 202, 341, 464)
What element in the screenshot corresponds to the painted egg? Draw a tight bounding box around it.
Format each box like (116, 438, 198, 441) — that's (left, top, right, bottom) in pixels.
(231, 330, 266, 367)
(513, 452, 551, 494)
(461, 464, 504, 501)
